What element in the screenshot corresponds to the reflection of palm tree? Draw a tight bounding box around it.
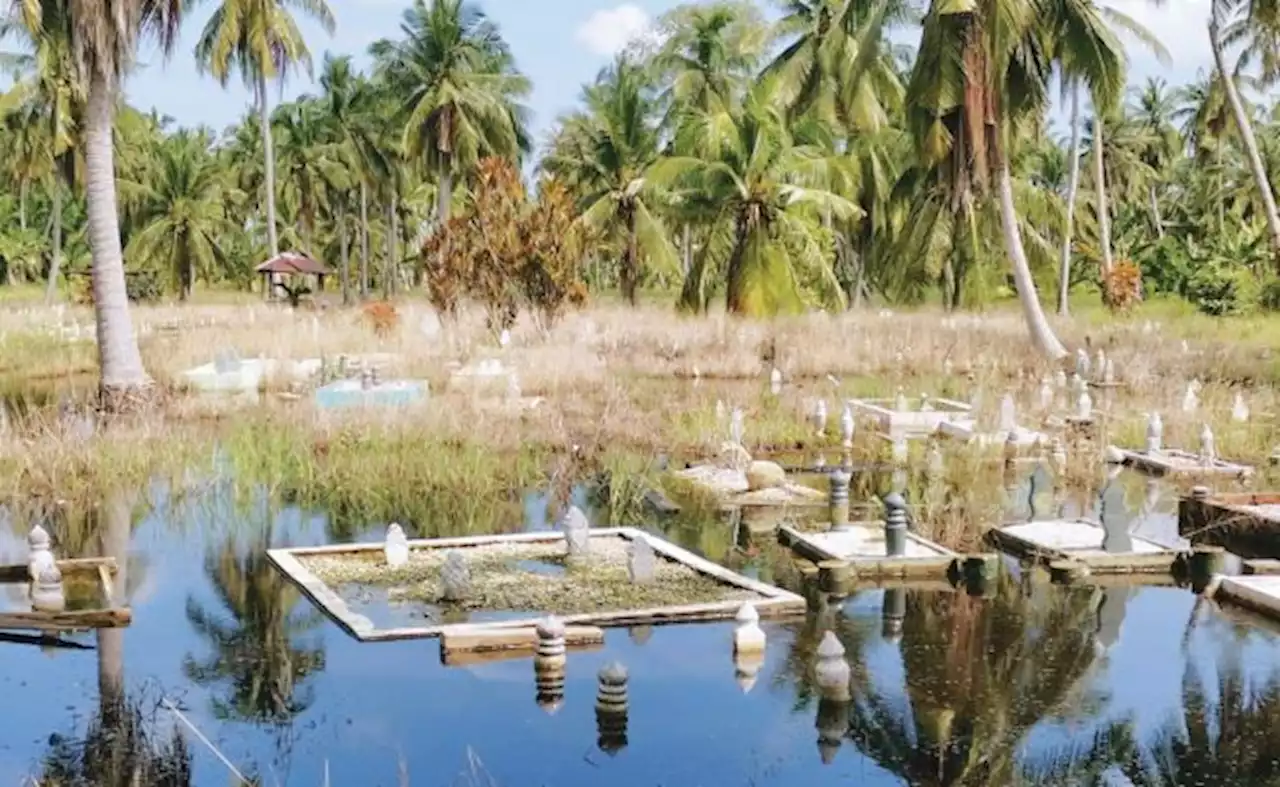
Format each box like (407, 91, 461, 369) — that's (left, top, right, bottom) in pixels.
(183, 531, 326, 726)
(845, 579, 1132, 784)
(1124, 657, 1280, 785)
(35, 488, 192, 786)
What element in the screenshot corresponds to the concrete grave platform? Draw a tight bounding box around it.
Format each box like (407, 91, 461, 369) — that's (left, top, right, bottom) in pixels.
(1214, 575, 1280, 623)
(988, 519, 1188, 575)
(672, 466, 825, 508)
(314, 379, 428, 409)
(1180, 491, 1280, 559)
(937, 422, 1047, 447)
(777, 524, 993, 590)
(848, 396, 973, 438)
(1114, 447, 1253, 479)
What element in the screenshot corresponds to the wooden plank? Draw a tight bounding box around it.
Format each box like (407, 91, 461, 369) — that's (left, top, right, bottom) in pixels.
(0, 557, 117, 584)
(266, 548, 378, 641)
(0, 607, 131, 632)
(442, 639, 604, 667)
(440, 625, 604, 655)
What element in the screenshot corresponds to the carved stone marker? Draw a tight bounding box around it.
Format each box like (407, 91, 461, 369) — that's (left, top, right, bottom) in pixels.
(439, 551, 471, 602)
(884, 492, 908, 557)
(769, 367, 782, 396)
(561, 505, 591, 559)
(1233, 392, 1250, 423)
(730, 407, 745, 446)
(998, 394, 1017, 434)
(30, 563, 65, 613)
(1077, 390, 1093, 420)
(1145, 413, 1164, 454)
(812, 399, 828, 437)
(1200, 423, 1217, 465)
(384, 523, 409, 568)
(895, 387, 908, 413)
(839, 402, 854, 448)
(28, 525, 55, 583)
(1038, 377, 1054, 411)
(828, 467, 852, 531)
(627, 534, 655, 584)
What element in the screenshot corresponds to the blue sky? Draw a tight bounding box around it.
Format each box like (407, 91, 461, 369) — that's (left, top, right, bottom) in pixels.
(124, 0, 1213, 149)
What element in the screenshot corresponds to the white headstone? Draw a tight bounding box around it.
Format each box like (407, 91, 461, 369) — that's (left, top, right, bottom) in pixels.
(1182, 384, 1199, 413)
(998, 394, 1017, 434)
(1038, 377, 1054, 411)
(812, 399, 828, 436)
(1200, 424, 1217, 464)
(561, 506, 591, 558)
(627, 535, 655, 583)
(1054, 369, 1068, 389)
(894, 387, 908, 413)
(1145, 413, 1164, 454)
(1077, 390, 1093, 420)
(769, 367, 782, 395)
(730, 407, 744, 446)
(1103, 358, 1116, 385)
(839, 403, 855, 446)
(1075, 349, 1091, 378)
(1233, 392, 1250, 423)
(919, 393, 933, 412)
(1094, 349, 1106, 379)
(28, 525, 55, 582)
(440, 551, 471, 602)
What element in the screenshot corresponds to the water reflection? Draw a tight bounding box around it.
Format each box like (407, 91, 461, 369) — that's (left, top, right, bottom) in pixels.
(182, 527, 326, 731)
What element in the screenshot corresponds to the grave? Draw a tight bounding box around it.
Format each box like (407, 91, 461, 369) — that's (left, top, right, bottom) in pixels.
(314, 379, 429, 409)
(0, 529, 131, 633)
(936, 393, 1046, 447)
(448, 358, 516, 397)
(1213, 575, 1280, 624)
(267, 528, 805, 642)
(1112, 447, 1252, 479)
(182, 355, 322, 393)
(987, 519, 1188, 576)
(1179, 490, 1280, 560)
(848, 395, 973, 438)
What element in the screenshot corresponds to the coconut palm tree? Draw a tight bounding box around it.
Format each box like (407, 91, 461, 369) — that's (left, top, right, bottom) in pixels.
(650, 84, 859, 315)
(542, 56, 678, 305)
(61, 0, 185, 405)
(194, 0, 336, 267)
(121, 130, 236, 299)
(370, 0, 530, 229)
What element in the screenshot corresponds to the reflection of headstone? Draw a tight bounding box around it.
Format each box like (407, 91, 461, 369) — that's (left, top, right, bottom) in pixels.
(733, 603, 765, 654)
(1099, 479, 1133, 554)
(881, 587, 906, 642)
(815, 696, 849, 765)
(1094, 587, 1131, 651)
(628, 625, 653, 645)
(813, 632, 851, 701)
(534, 616, 567, 713)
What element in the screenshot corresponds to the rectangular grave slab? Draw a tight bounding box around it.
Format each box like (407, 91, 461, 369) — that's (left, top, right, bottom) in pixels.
(267, 528, 805, 642)
(314, 379, 429, 409)
(776, 523, 991, 591)
(937, 422, 1047, 447)
(1214, 575, 1280, 624)
(1117, 448, 1253, 479)
(1179, 491, 1280, 559)
(0, 557, 131, 632)
(988, 519, 1185, 574)
(848, 397, 973, 438)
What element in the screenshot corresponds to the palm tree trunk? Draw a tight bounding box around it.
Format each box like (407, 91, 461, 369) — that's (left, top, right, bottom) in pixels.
(383, 201, 394, 299)
(257, 73, 281, 298)
(1148, 184, 1164, 239)
(1092, 113, 1114, 279)
(437, 156, 452, 226)
(390, 199, 399, 296)
(339, 207, 351, 306)
(84, 73, 150, 403)
(1210, 16, 1280, 259)
(997, 159, 1067, 360)
(19, 179, 27, 230)
(44, 178, 63, 303)
(1059, 82, 1083, 316)
(621, 206, 639, 306)
(681, 224, 691, 276)
(359, 180, 370, 298)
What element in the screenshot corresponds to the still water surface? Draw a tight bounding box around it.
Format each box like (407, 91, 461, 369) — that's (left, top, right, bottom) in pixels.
(2, 471, 1279, 785)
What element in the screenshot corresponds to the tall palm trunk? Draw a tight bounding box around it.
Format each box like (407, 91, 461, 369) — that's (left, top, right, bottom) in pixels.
(681, 224, 692, 276)
(1148, 184, 1164, 239)
(1059, 83, 1083, 316)
(257, 73, 281, 297)
(84, 74, 149, 403)
(1210, 16, 1280, 260)
(997, 159, 1067, 360)
(1092, 113, 1114, 278)
(384, 201, 395, 298)
(45, 177, 63, 303)
(437, 156, 452, 227)
(621, 205, 639, 306)
(359, 180, 370, 298)
(339, 206, 351, 306)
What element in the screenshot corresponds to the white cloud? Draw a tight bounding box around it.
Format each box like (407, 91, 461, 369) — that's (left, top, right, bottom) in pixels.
(1106, 0, 1213, 85)
(575, 4, 653, 57)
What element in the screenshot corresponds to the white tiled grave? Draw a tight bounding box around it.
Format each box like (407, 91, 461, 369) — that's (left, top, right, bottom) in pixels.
(1117, 448, 1253, 477)
(1238, 504, 1280, 520)
(997, 520, 1175, 557)
(1216, 575, 1280, 620)
(938, 422, 1047, 447)
(790, 523, 955, 562)
(848, 397, 973, 438)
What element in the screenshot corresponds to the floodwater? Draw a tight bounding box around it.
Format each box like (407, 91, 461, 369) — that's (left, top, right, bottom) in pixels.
(3, 470, 1280, 785)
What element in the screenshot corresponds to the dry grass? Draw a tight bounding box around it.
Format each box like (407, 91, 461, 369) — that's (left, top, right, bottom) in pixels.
(1, 296, 1279, 549)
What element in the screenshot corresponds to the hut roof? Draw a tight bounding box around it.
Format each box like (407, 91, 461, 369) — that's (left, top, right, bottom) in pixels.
(255, 252, 330, 276)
